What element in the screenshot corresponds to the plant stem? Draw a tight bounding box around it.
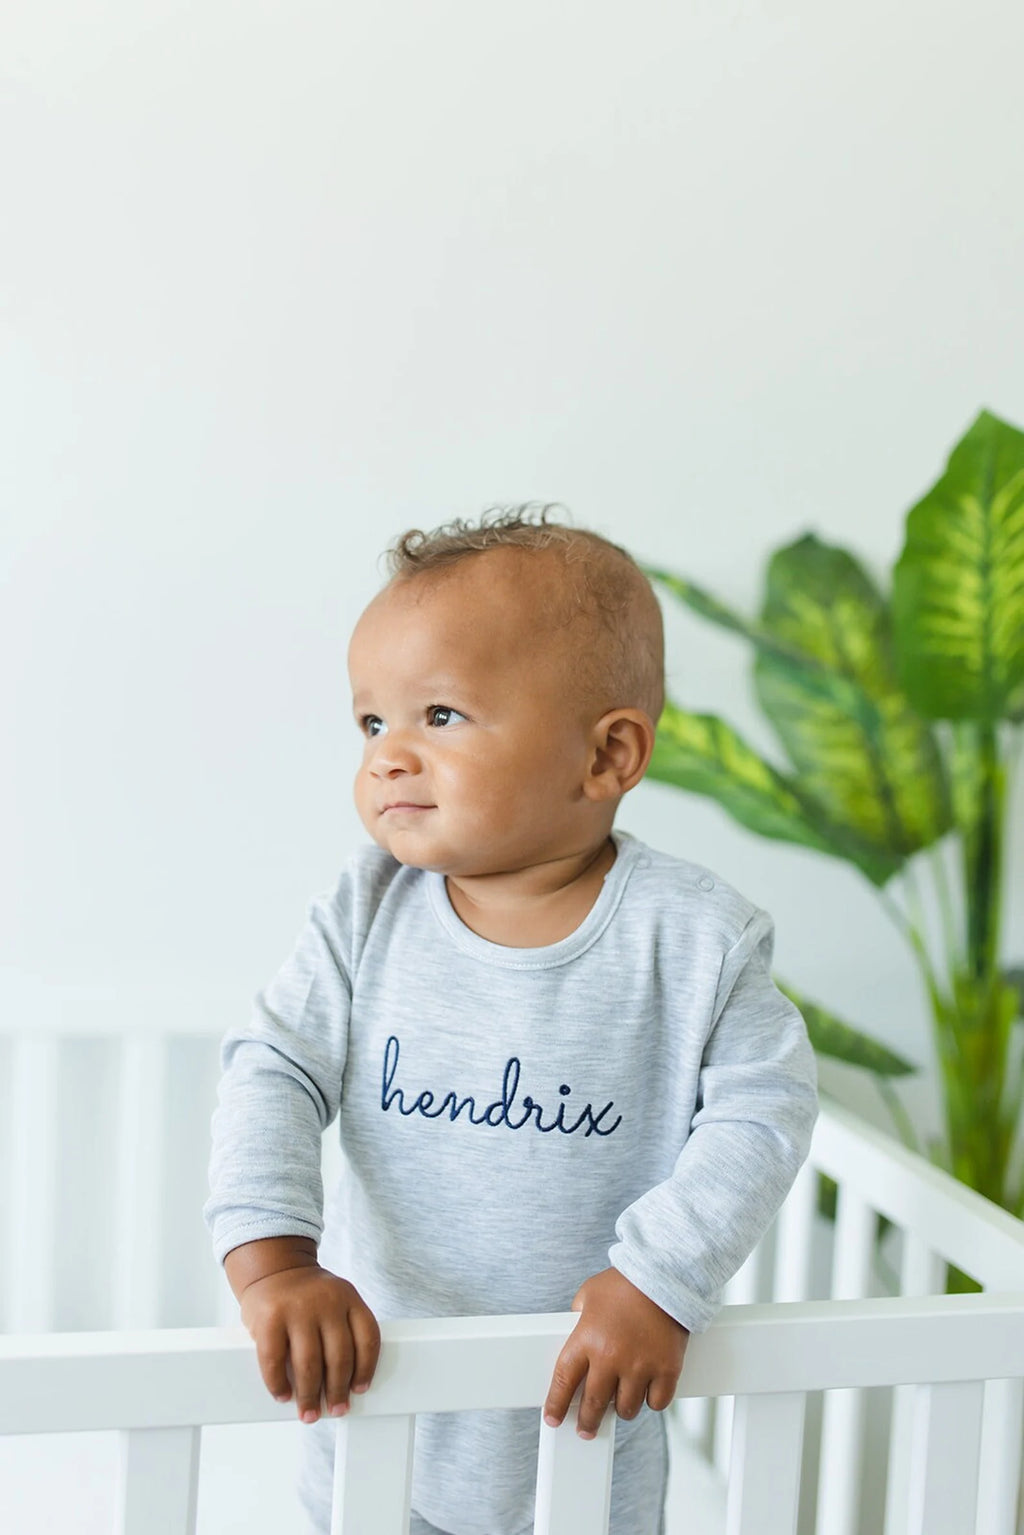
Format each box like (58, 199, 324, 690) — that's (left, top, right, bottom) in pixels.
(876, 1076, 922, 1155)
(964, 721, 1003, 984)
(875, 873, 960, 1177)
(901, 858, 944, 987)
(946, 719, 1009, 1202)
(900, 858, 930, 957)
(876, 884, 947, 1020)
(927, 839, 962, 984)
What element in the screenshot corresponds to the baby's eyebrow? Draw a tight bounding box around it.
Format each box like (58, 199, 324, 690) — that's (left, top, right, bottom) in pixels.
(427, 685, 476, 705)
(353, 677, 474, 702)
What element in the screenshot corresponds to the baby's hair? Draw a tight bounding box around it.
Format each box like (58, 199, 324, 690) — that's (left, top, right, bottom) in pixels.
(384, 504, 665, 721)
(387, 503, 583, 572)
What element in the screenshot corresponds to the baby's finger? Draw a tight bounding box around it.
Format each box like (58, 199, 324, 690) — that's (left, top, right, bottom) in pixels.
(575, 1367, 617, 1440)
(254, 1319, 293, 1403)
(543, 1345, 588, 1428)
(320, 1322, 356, 1417)
(614, 1376, 647, 1421)
(349, 1305, 382, 1395)
(646, 1371, 680, 1413)
(289, 1325, 327, 1423)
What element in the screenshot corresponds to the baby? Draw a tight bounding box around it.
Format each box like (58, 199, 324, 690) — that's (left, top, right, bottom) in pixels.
(204, 509, 818, 1535)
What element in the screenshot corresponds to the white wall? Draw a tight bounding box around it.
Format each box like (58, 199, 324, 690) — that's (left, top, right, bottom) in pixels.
(4, 0, 1023, 1136)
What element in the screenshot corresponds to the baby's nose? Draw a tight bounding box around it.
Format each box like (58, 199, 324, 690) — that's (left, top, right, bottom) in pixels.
(369, 731, 420, 777)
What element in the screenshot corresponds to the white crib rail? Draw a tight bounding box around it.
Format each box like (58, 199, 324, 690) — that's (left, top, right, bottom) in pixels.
(810, 1100, 1024, 1291)
(4, 1295, 1024, 1535)
(7, 1025, 1024, 1534)
(806, 1101, 1024, 1535)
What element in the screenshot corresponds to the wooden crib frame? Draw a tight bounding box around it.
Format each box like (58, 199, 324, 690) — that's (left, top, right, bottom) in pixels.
(3, 1024, 1024, 1534)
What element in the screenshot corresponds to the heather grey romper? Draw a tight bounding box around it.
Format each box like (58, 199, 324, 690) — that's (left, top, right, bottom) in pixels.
(204, 831, 817, 1535)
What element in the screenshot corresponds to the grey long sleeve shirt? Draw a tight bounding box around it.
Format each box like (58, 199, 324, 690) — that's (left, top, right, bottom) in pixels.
(204, 830, 818, 1533)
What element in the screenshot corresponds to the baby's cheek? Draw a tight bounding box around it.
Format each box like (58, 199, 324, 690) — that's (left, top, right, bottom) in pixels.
(353, 780, 377, 834)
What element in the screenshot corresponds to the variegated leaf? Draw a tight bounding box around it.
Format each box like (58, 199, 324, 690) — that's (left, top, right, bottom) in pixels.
(891, 408, 1024, 720)
(646, 551, 951, 862)
(643, 566, 808, 666)
(950, 719, 987, 842)
(754, 535, 952, 856)
(648, 703, 901, 884)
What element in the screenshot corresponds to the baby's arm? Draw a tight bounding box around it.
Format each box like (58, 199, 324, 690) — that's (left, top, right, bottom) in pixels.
(204, 877, 370, 1421)
(225, 1236, 381, 1423)
(547, 908, 817, 1436)
(542, 1268, 688, 1438)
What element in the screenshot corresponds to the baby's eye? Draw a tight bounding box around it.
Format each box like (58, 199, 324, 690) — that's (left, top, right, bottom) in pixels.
(427, 705, 467, 728)
(361, 715, 387, 737)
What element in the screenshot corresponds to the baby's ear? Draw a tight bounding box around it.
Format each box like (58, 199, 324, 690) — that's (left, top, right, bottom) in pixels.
(583, 709, 656, 801)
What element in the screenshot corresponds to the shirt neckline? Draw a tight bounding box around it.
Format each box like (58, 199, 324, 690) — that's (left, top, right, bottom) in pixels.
(424, 830, 645, 970)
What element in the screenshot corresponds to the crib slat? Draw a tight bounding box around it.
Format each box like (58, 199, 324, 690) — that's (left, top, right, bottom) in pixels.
(713, 1395, 735, 1481)
(816, 1390, 864, 1535)
(534, 1410, 615, 1535)
(772, 1160, 817, 1302)
(884, 1235, 945, 1535)
(677, 1392, 711, 1453)
(725, 1391, 804, 1535)
(905, 1380, 984, 1535)
(713, 1246, 763, 1478)
(6, 1033, 59, 1331)
(115, 1426, 200, 1534)
(333, 1414, 415, 1534)
(830, 1184, 875, 1299)
(900, 1233, 946, 1298)
(976, 1378, 1024, 1535)
(816, 1185, 874, 1535)
(113, 1034, 168, 1328)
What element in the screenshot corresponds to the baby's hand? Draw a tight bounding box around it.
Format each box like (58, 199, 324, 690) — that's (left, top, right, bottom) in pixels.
(239, 1265, 381, 1424)
(543, 1268, 688, 1439)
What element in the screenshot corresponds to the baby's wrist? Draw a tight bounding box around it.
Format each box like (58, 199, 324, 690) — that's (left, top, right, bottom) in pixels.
(223, 1235, 319, 1299)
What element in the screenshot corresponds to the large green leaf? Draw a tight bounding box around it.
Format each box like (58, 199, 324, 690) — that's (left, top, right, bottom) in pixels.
(891, 409, 1024, 721)
(646, 553, 951, 864)
(643, 566, 811, 667)
(753, 535, 953, 857)
(777, 981, 917, 1076)
(648, 702, 902, 885)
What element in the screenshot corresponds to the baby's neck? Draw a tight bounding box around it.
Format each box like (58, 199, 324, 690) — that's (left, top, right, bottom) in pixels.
(444, 837, 617, 949)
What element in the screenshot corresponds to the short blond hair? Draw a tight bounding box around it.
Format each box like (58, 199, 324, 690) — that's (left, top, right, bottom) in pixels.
(384, 504, 665, 721)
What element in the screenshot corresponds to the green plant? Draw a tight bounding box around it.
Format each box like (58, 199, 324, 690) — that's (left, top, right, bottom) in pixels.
(645, 408, 1024, 1219)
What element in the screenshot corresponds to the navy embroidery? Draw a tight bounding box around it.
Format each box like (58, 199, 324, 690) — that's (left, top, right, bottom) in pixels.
(381, 1035, 622, 1138)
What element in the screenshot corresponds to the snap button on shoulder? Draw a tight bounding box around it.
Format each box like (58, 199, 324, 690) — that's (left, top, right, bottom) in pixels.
(698, 875, 715, 891)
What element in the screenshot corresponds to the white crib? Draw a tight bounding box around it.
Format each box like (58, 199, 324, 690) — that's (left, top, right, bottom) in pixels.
(2, 1024, 1024, 1535)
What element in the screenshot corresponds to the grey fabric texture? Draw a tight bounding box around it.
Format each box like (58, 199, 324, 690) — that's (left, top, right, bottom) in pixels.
(205, 830, 818, 1534)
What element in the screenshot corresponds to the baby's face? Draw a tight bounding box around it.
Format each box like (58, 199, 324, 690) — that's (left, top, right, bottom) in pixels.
(348, 554, 601, 878)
